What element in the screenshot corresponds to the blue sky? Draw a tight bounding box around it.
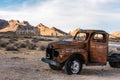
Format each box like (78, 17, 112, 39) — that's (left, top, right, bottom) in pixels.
(0, 0, 120, 33)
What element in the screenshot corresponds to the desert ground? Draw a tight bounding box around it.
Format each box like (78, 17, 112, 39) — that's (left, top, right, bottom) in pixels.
(0, 37, 120, 80)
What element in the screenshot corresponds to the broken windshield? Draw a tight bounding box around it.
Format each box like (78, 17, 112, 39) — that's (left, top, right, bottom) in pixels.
(74, 33, 88, 41)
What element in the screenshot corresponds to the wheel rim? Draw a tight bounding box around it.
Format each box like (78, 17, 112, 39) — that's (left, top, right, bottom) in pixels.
(71, 60, 80, 73)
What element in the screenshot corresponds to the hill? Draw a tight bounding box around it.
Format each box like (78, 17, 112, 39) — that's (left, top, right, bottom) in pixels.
(37, 23, 68, 36)
(69, 28, 80, 36)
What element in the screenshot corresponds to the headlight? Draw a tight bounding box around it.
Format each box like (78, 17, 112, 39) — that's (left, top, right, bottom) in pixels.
(54, 51, 59, 57)
(46, 46, 59, 59)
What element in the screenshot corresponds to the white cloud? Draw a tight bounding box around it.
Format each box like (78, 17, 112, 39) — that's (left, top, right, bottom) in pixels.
(0, 0, 120, 33)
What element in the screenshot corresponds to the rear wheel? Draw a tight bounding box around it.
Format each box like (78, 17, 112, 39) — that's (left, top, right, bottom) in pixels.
(49, 64, 63, 70)
(65, 56, 83, 75)
(109, 53, 120, 68)
(109, 62, 120, 68)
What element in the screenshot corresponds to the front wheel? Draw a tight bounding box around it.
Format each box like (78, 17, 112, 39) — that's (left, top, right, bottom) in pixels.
(65, 56, 83, 75)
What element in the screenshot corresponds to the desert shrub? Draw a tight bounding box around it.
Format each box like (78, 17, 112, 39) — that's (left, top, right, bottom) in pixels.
(6, 44, 18, 51)
(32, 38, 39, 43)
(20, 43, 27, 48)
(40, 45, 46, 51)
(9, 39, 15, 43)
(39, 38, 45, 41)
(22, 40, 37, 50)
(14, 43, 27, 48)
(27, 43, 37, 50)
(117, 47, 120, 51)
(39, 38, 53, 41)
(46, 39, 53, 41)
(11, 57, 25, 59)
(24, 40, 30, 44)
(9, 38, 18, 43)
(109, 38, 120, 42)
(24, 36, 32, 38)
(0, 41, 9, 48)
(14, 43, 20, 48)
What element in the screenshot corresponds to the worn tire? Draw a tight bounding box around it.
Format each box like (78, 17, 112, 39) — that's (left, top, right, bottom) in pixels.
(109, 53, 120, 68)
(109, 62, 120, 68)
(49, 64, 63, 70)
(65, 56, 83, 75)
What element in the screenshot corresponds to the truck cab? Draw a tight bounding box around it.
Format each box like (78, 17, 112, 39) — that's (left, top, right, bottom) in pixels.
(74, 30, 108, 64)
(42, 29, 119, 75)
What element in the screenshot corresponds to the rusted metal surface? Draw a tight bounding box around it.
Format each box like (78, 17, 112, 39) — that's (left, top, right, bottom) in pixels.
(45, 29, 109, 65)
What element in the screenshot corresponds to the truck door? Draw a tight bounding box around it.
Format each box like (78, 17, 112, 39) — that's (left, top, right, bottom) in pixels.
(90, 33, 108, 64)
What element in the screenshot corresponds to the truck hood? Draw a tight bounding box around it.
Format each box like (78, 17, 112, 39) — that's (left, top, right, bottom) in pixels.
(48, 40, 85, 49)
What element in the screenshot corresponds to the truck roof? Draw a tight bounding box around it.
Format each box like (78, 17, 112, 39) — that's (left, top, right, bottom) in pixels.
(78, 29, 108, 34)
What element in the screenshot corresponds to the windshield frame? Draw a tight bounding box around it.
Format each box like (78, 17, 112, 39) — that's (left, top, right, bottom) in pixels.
(73, 31, 89, 41)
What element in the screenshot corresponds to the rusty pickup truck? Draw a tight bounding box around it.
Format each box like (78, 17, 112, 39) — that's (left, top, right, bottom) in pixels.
(42, 29, 120, 75)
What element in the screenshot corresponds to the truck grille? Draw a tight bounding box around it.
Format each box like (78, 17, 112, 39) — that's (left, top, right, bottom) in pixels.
(46, 46, 59, 59)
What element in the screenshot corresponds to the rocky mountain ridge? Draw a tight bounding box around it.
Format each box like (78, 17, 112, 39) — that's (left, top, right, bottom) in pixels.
(0, 19, 67, 36)
(110, 31, 120, 38)
(0, 19, 9, 29)
(37, 23, 67, 36)
(0, 19, 120, 37)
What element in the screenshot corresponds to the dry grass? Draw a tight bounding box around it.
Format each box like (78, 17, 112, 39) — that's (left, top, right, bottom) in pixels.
(0, 49, 120, 80)
(0, 37, 51, 51)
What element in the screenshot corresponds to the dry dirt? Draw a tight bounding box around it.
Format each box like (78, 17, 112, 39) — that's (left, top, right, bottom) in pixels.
(0, 40, 120, 80)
